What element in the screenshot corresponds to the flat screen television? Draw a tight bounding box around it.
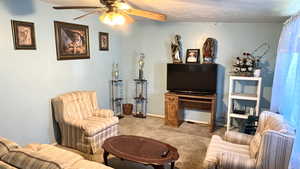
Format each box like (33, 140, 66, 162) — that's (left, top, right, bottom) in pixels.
(167, 64, 218, 94)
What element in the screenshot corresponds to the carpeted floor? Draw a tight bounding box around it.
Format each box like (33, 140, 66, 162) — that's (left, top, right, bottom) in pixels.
(117, 116, 225, 169)
(59, 115, 225, 169)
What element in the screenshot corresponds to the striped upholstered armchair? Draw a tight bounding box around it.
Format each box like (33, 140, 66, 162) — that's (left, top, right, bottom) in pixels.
(52, 91, 119, 154)
(203, 111, 295, 169)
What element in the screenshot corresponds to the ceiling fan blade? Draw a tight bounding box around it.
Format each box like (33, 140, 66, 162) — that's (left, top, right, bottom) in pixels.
(120, 11, 135, 24)
(74, 10, 100, 20)
(53, 6, 102, 10)
(125, 8, 167, 22)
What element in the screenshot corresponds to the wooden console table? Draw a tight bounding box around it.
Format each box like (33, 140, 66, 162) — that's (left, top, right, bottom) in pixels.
(164, 92, 216, 132)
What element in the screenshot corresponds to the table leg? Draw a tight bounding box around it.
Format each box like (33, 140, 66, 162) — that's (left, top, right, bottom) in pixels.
(152, 165, 164, 169)
(103, 150, 109, 165)
(210, 99, 216, 132)
(171, 162, 175, 169)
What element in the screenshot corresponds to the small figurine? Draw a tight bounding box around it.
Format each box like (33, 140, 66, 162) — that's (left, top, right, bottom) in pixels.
(171, 35, 183, 63)
(202, 38, 217, 64)
(138, 53, 145, 80)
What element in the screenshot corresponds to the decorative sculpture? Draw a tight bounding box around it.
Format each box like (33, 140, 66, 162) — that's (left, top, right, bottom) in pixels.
(171, 35, 183, 63)
(202, 38, 217, 64)
(138, 53, 145, 80)
(232, 54, 255, 76)
(134, 53, 148, 118)
(112, 63, 119, 80)
(231, 42, 270, 77)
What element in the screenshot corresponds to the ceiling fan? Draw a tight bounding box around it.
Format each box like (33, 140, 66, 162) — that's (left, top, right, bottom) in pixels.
(53, 0, 167, 26)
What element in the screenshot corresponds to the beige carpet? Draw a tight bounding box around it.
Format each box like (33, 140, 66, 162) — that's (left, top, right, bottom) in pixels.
(59, 116, 225, 169)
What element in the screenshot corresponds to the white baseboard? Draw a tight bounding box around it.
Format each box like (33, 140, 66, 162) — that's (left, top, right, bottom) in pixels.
(147, 113, 164, 118)
(147, 113, 209, 125)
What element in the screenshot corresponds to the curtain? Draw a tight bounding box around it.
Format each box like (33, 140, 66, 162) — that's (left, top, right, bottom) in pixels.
(271, 15, 300, 169)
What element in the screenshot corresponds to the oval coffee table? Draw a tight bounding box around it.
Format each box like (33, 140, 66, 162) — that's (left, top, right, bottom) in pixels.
(102, 135, 179, 169)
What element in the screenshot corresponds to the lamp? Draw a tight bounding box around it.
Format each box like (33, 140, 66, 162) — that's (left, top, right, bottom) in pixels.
(99, 11, 126, 26)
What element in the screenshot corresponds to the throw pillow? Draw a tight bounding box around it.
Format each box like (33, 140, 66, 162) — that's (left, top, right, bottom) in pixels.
(1, 144, 83, 169)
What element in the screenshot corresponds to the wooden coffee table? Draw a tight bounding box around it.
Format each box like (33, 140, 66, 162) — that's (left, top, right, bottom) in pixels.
(102, 135, 179, 169)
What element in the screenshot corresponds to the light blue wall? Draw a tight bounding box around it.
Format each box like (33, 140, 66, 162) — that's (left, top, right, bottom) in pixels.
(0, 0, 284, 145)
(120, 22, 283, 124)
(0, 0, 124, 145)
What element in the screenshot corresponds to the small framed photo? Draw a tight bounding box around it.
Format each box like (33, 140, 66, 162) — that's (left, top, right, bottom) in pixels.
(186, 49, 200, 63)
(99, 32, 109, 51)
(11, 20, 36, 50)
(54, 21, 90, 60)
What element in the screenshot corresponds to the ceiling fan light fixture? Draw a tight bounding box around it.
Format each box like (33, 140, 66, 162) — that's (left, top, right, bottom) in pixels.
(116, 2, 131, 10)
(99, 12, 125, 26)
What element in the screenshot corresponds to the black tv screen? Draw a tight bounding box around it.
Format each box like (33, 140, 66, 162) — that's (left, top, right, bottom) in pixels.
(167, 64, 218, 94)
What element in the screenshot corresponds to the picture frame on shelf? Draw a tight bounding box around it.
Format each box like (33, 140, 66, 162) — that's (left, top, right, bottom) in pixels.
(11, 20, 36, 50)
(186, 49, 200, 63)
(99, 32, 109, 51)
(54, 21, 90, 60)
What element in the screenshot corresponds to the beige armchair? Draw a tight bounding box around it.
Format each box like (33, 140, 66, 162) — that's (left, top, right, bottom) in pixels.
(203, 111, 295, 169)
(52, 91, 119, 154)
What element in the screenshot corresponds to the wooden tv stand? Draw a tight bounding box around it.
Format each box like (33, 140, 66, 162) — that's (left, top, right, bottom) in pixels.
(164, 92, 216, 132)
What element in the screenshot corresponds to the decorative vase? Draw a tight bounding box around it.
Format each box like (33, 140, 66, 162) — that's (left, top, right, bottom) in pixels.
(254, 69, 261, 77)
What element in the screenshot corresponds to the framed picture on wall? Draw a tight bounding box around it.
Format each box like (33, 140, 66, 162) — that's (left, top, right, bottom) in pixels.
(11, 20, 36, 50)
(99, 32, 109, 51)
(186, 49, 200, 63)
(54, 21, 90, 60)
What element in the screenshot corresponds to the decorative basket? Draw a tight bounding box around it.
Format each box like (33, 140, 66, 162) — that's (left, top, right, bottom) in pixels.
(122, 104, 133, 115)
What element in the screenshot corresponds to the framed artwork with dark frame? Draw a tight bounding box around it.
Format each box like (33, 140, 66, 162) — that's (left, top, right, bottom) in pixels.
(11, 20, 36, 50)
(186, 49, 200, 63)
(54, 21, 90, 60)
(99, 32, 109, 51)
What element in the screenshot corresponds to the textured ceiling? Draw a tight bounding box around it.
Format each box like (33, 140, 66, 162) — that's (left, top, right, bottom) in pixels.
(41, 0, 300, 22)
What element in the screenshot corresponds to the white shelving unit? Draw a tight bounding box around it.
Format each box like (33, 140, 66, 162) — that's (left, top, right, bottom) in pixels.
(227, 76, 262, 131)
